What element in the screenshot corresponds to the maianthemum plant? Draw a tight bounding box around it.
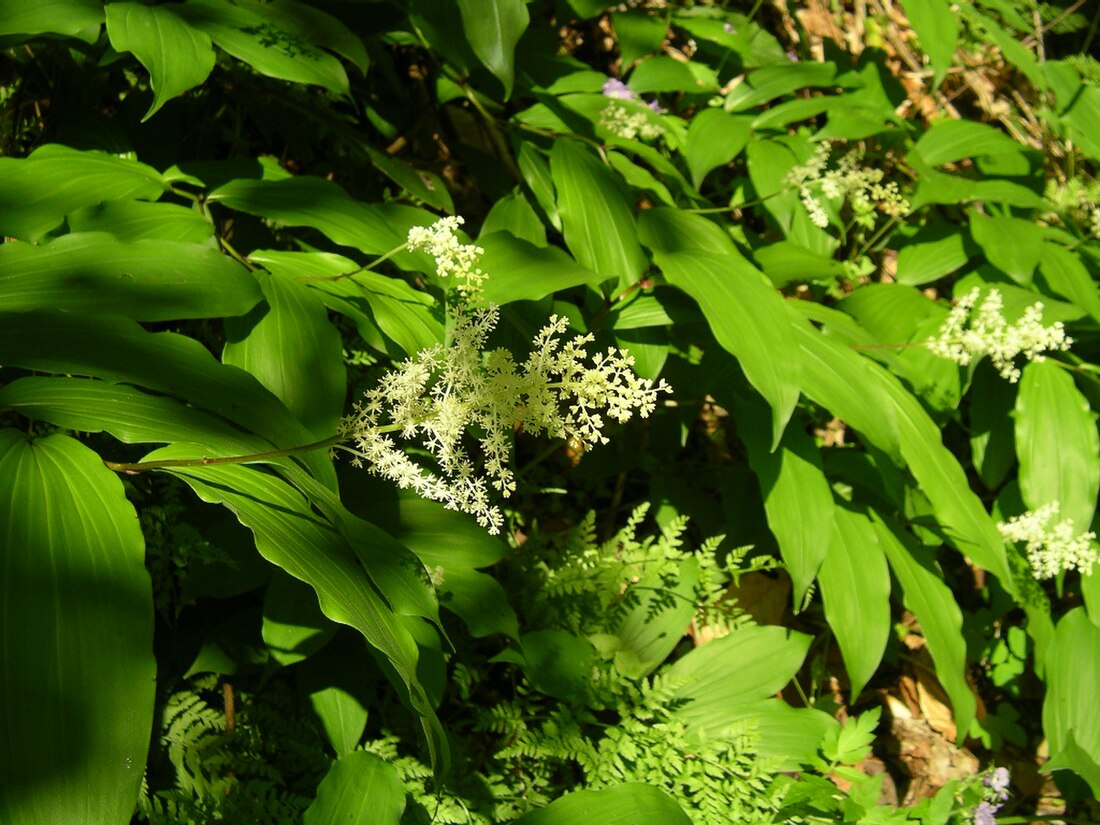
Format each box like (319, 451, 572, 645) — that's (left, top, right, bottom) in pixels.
(0, 1, 1098, 823)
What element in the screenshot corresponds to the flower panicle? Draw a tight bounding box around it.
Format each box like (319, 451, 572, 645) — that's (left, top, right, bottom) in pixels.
(927, 287, 1072, 382)
(784, 141, 909, 229)
(406, 215, 486, 299)
(339, 306, 672, 534)
(996, 502, 1098, 580)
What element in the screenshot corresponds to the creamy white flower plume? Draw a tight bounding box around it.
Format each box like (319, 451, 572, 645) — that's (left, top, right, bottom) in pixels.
(406, 215, 486, 299)
(997, 502, 1097, 580)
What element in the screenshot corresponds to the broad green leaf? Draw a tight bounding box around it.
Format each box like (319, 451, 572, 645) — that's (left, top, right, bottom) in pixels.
(262, 571, 337, 667)
(608, 151, 676, 207)
(513, 784, 691, 825)
(668, 624, 811, 731)
(209, 176, 412, 256)
(1040, 243, 1100, 322)
(309, 685, 369, 757)
(657, 249, 800, 447)
(0, 0, 102, 37)
(0, 233, 260, 320)
(480, 190, 548, 246)
(968, 363, 1017, 490)
(250, 250, 442, 359)
(149, 448, 447, 771)
(684, 109, 752, 188)
(67, 200, 213, 243)
(1061, 85, 1100, 162)
(1015, 360, 1099, 534)
(224, 270, 346, 438)
(753, 240, 847, 287)
(246, 0, 368, 74)
(479, 232, 604, 305)
(304, 752, 406, 825)
(515, 630, 596, 702)
(745, 139, 837, 256)
(907, 157, 1045, 210)
(0, 145, 165, 242)
(360, 143, 455, 212)
(614, 558, 699, 679)
(725, 62, 837, 111)
(0, 310, 336, 487)
(0, 431, 154, 825)
(912, 119, 1021, 166)
(630, 55, 715, 93)
(874, 516, 975, 739)
(969, 211, 1043, 284)
(894, 219, 975, 286)
(1043, 608, 1100, 796)
(456, 0, 528, 98)
(176, 0, 348, 92)
(818, 507, 890, 700)
(551, 140, 649, 292)
(637, 205, 738, 256)
(105, 3, 215, 120)
(518, 142, 561, 231)
(396, 494, 519, 640)
(734, 395, 833, 605)
(610, 11, 667, 66)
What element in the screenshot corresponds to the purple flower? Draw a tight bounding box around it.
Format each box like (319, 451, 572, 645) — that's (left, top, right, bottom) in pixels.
(973, 801, 999, 825)
(985, 766, 1011, 801)
(646, 99, 666, 114)
(602, 78, 635, 100)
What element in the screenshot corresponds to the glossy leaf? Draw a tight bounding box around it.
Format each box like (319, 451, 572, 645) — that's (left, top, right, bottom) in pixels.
(657, 249, 800, 447)
(684, 109, 752, 188)
(514, 784, 691, 825)
(614, 558, 699, 679)
(1042, 608, 1100, 796)
(224, 270, 346, 438)
(304, 752, 406, 825)
(818, 507, 891, 700)
(551, 140, 648, 292)
(0, 310, 336, 487)
(105, 2, 216, 120)
(479, 232, 604, 305)
(912, 119, 1021, 166)
(309, 685, 369, 757)
(149, 448, 448, 772)
(0, 233, 260, 320)
(0, 145, 165, 242)
(668, 624, 811, 732)
(0, 431, 154, 825)
(262, 571, 337, 667)
(177, 0, 349, 92)
(874, 516, 976, 739)
(734, 395, 833, 605)
(969, 211, 1043, 284)
(0, 0, 102, 37)
(67, 200, 213, 243)
(1015, 360, 1099, 533)
(456, 0, 528, 98)
(1040, 242, 1100, 323)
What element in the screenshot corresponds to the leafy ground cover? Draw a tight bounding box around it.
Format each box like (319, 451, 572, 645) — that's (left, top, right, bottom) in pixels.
(0, 1, 1098, 823)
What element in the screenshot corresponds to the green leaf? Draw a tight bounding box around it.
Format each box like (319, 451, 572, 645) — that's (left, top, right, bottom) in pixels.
(874, 516, 976, 739)
(823, 707, 881, 765)
(912, 119, 1021, 166)
(894, 219, 975, 286)
(969, 211, 1044, 284)
(396, 494, 519, 640)
(725, 62, 837, 111)
(0, 310, 336, 487)
(0, 431, 154, 825)
(614, 558, 699, 679)
(668, 625, 811, 732)
(684, 109, 752, 189)
(818, 508, 890, 700)
(456, 0, 528, 98)
(176, 0, 349, 93)
(513, 784, 691, 825)
(0, 0, 102, 38)
(304, 752, 406, 825)
(250, 250, 442, 359)
(734, 395, 833, 605)
(479, 232, 605, 305)
(968, 363, 1017, 490)
(105, 3, 215, 120)
(630, 55, 716, 93)
(1043, 608, 1100, 796)
(0, 233, 260, 321)
(610, 11, 667, 67)
(149, 449, 447, 772)
(67, 200, 213, 243)
(551, 140, 649, 292)
(480, 190, 548, 246)
(516, 630, 596, 701)
(224, 270, 346, 438)
(262, 571, 337, 667)
(209, 176, 412, 255)
(244, 0, 368, 74)
(0, 145, 166, 242)
(1015, 360, 1099, 534)
(656, 249, 801, 447)
(1040, 243, 1100, 323)
(309, 684, 369, 757)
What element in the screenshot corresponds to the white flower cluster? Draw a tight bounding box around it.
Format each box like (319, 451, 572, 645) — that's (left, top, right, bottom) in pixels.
(338, 307, 671, 534)
(599, 101, 666, 141)
(997, 502, 1097, 580)
(406, 215, 486, 299)
(784, 141, 909, 229)
(926, 287, 1072, 382)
